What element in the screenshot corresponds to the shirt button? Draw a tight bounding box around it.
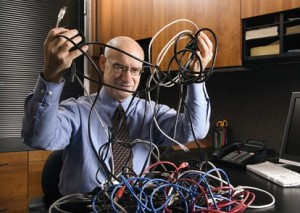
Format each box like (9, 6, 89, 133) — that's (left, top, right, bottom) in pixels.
(47, 91, 53, 96)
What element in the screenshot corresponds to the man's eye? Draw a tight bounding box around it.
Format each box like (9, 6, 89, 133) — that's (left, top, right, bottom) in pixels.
(114, 65, 126, 71)
(131, 69, 140, 74)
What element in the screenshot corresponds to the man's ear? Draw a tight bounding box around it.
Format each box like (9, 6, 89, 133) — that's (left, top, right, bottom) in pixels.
(99, 55, 106, 72)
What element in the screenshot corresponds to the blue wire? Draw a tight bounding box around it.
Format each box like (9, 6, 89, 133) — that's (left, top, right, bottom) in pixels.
(91, 167, 234, 212)
(150, 182, 190, 212)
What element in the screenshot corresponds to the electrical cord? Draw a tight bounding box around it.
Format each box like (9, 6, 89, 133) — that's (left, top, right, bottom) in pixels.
(52, 20, 244, 213)
(234, 185, 275, 209)
(56, 19, 217, 154)
(52, 160, 275, 213)
(50, 9, 275, 213)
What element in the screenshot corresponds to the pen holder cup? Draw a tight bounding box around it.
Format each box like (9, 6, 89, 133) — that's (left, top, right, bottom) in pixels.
(212, 125, 228, 149)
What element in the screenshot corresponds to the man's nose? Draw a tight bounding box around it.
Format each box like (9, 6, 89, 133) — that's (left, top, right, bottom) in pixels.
(119, 69, 132, 81)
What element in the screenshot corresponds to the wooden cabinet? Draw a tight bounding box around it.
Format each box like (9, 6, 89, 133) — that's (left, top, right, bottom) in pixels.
(0, 150, 51, 212)
(191, 0, 241, 67)
(90, 0, 299, 72)
(96, 0, 153, 44)
(0, 152, 28, 212)
(152, 0, 191, 71)
(241, 0, 300, 18)
(91, 0, 241, 70)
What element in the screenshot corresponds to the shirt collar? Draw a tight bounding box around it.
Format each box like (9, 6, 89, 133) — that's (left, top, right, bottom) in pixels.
(99, 89, 135, 116)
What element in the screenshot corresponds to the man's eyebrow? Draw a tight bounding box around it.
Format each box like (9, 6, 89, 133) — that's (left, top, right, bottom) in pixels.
(112, 61, 126, 67)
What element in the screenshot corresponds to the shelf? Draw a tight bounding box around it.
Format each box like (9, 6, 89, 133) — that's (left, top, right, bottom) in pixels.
(242, 8, 300, 66)
(244, 52, 300, 66)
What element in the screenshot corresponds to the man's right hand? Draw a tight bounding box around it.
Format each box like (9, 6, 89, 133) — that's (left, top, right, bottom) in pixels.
(42, 28, 88, 83)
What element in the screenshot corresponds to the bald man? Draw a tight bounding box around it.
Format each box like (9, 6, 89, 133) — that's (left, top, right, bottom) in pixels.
(22, 28, 213, 196)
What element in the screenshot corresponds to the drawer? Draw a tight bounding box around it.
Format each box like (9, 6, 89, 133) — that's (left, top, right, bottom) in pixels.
(0, 152, 28, 198)
(28, 150, 51, 173)
(28, 150, 51, 162)
(28, 170, 44, 200)
(0, 196, 27, 213)
(28, 150, 51, 202)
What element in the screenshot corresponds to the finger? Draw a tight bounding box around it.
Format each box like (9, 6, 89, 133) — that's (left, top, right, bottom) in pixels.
(68, 45, 89, 60)
(54, 29, 80, 47)
(197, 35, 209, 57)
(198, 32, 213, 58)
(58, 35, 84, 52)
(44, 27, 70, 44)
(199, 32, 213, 50)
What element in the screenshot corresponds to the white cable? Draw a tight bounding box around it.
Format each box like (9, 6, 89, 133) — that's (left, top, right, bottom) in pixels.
(133, 139, 170, 171)
(156, 30, 193, 68)
(75, 74, 109, 139)
(131, 139, 161, 160)
(56, 6, 67, 28)
(142, 19, 204, 152)
(235, 185, 276, 209)
(151, 30, 194, 88)
(179, 169, 233, 188)
(48, 193, 86, 213)
(145, 69, 189, 151)
(144, 77, 189, 151)
(148, 19, 199, 65)
(198, 160, 223, 187)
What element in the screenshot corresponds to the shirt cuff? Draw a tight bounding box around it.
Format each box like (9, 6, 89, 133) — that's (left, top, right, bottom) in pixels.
(33, 73, 65, 105)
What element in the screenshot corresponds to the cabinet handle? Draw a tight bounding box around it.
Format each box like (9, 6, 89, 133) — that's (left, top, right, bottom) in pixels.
(0, 163, 8, 166)
(0, 208, 8, 212)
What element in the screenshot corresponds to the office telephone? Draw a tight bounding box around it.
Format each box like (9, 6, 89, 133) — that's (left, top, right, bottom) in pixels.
(212, 140, 273, 167)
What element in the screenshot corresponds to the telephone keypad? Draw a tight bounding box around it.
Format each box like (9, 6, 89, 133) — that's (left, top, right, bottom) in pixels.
(222, 150, 255, 163)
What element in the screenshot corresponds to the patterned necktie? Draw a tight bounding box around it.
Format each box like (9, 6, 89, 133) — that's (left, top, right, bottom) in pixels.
(111, 105, 133, 175)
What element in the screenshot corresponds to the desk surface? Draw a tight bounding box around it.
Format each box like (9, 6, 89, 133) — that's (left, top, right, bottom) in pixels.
(219, 162, 300, 213)
(161, 148, 300, 213)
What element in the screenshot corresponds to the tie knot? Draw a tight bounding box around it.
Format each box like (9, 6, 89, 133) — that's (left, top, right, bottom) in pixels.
(112, 105, 127, 135)
(112, 105, 125, 122)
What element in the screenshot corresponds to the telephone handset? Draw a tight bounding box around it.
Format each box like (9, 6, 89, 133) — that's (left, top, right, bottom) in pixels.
(212, 140, 269, 166)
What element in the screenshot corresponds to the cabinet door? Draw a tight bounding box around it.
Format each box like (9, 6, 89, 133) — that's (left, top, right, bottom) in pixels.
(0, 196, 27, 213)
(96, 0, 153, 44)
(0, 152, 28, 212)
(0, 152, 28, 198)
(152, 0, 191, 71)
(191, 0, 241, 67)
(91, 0, 242, 70)
(28, 150, 51, 202)
(241, 0, 300, 19)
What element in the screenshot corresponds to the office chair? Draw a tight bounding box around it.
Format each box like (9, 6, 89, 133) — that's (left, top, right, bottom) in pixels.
(29, 149, 64, 212)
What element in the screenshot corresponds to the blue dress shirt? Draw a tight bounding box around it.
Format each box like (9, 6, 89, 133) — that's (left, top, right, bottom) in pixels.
(22, 75, 210, 195)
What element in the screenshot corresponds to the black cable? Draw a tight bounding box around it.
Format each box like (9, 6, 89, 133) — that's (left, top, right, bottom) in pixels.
(55, 24, 218, 191)
(56, 32, 160, 184)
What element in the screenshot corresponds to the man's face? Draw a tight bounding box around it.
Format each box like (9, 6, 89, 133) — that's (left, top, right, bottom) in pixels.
(102, 55, 143, 102)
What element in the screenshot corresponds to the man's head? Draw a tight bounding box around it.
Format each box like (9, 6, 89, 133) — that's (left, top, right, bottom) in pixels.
(99, 36, 144, 102)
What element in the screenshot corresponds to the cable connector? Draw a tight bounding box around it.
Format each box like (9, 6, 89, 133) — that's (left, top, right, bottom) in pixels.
(56, 6, 67, 27)
(179, 144, 190, 152)
(178, 162, 189, 170)
(234, 185, 245, 198)
(186, 37, 198, 52)
(114, 185, 126, 202)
